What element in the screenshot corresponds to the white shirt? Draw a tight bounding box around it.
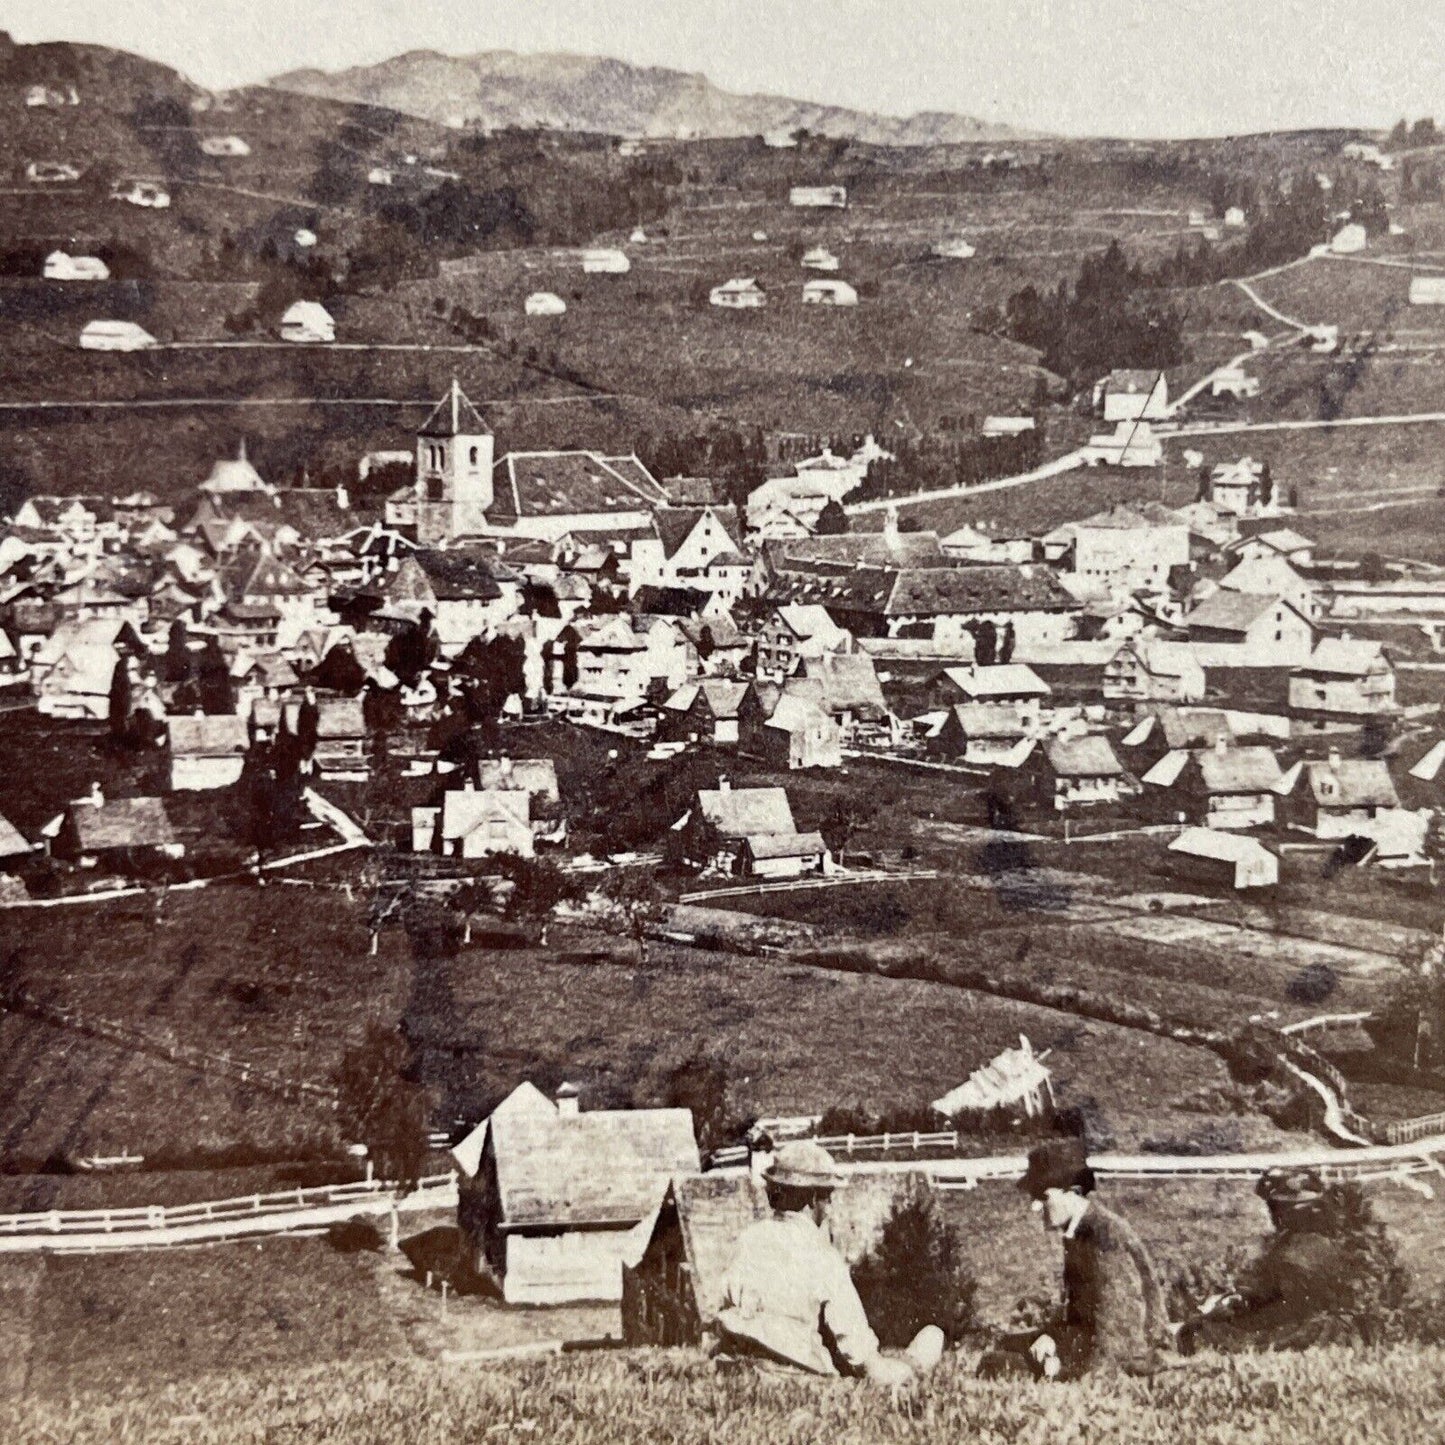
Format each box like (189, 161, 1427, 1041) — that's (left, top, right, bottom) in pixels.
(716, 1210, 880, 1375)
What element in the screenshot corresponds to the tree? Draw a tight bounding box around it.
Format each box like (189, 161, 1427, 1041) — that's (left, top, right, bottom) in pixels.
(501, 855, 580, 945)
(820, 795, 879, 863)
(1359, 552, 1389, 583)
(601, 867, 663, 964)
(108, 659, 132, 742)
(1259, 461, 1274, 508)
(333, 1024, 429, 1190)
(997, 621, 1016, 665)
(163, 619, 192, 685)
(662, 1054, 733, 1156)
(973, 620, 998, 668)
(814, 498, 849, 535)
(851, 1181, 977, 1347)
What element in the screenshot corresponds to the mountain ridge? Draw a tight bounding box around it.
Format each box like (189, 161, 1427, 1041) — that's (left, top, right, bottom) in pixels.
(268, 49, 1034, 146)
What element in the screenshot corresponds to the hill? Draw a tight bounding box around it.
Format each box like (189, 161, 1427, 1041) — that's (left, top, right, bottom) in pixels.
(269, 49, 1029, 145)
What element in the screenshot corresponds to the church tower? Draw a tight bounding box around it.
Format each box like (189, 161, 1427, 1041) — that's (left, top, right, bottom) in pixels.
(415, 379, 493, 543)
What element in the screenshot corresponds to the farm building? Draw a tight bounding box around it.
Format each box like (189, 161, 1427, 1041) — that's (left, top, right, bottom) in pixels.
(659, 679, 750, 746)
(525, 291, 567, 317)
(1168, 828, 1278, 890)
(941, 663, 1050, 726)
(43, 251, 109, 281)
(1330, 223, 1367, 254)
(581, 248, 630, 274)
(931, 702, 1035, 766)
(111, 180, 169, 207)
(1210, 364, 1260, 400)
(801, 279, 859, 307)
(200, 135, 250, 156)
(801, 247, 839, 271)
(754, 604, 852, 680)
(677, 779, 826, 877)
(789, 185, 847, 208)
(1093, 369, 1169, 423)
(1288, 753, 1401, 839)
(416, 787, 534, 859)
(455, 1082, 700, 1306)
(279, 300, 335, 343)
(26, 161, 81, 182)
(932, 1036, 1054, 1119)
(1217, 555, 1320, 620)
(79, 320, 155, 351)
(308, 696, 368, 776)
(1409, 276, 1445, 305)
(710, 278, 766, 309)
(1104, 639, 1206, 706)
(25, 84, 79, 107)
(367, 166, 394, 185)
(1207, 457, 1267, 514)
(982, 416, 1034, 438)
(933, 238, 977, 259)
(1183, 592, 1315, 666)
(198, 441, 268, 496)
(742, 691, 843, 770)
(1143, 739, 1286, 830)
(165, 714, 250, 791)
(1227, 528, 1315, 568)
(294, 228, 317, 249)
(55, 794, 184, 867)
(1027, 735, 1132, 812)
(1288, 637, 1396, 718)
(1224, 206, 1247, 228)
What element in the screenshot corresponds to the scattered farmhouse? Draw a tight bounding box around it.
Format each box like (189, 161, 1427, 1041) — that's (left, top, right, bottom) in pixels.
(279, 300, 335, 343)
(581, 248, 630, 274)
(79, 319, 155, 351)
(801, 279, 858, 307)
(1409, 276, 1445, 306)
(1093, 370, 1169, 423)
(43, 251, 109, 281)
(678, 780, 827, 878)
(165, 714, 250, 791)
(710, 278, 767, 309)
(789, 185, 847, 208)
(454, 1082, 699, 1305)
(801, 247, 839, 271)
(56, 794, 184, 868)
(200, 135, 250, 157)
(1291, 752, 1401, 839)
(525, 292, 567, 317)
(1168, 828, 1279, 890)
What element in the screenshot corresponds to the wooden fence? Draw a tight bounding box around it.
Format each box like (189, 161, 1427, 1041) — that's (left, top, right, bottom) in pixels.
(0, 1172, 458, 1254)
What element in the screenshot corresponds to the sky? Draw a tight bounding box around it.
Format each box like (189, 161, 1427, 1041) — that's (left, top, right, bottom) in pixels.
(6, 0, 1445, 139)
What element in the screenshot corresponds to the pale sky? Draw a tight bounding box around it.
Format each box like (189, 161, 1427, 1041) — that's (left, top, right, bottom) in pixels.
(6, 0, 1444, 138)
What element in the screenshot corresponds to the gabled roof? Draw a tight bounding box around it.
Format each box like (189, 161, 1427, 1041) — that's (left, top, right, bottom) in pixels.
(493, 452, 660, 522)
(1185, 590, 1305, 635)
(1293, 637, 1390, 679)
(489, 1101, 699, 1228)
(696, 785, 796, 838)
(1142, 749, 1190, 787)
(773, 603, 848, 642)
(315, 696, 367, 739)
(800, 653, 888, 718)
(1170, 828, 1275, 867)
(1304, 757, 1399, 810)
(743, 829, 827, 859)
(451, 1081, 556, 1178)
(943, 663, 1050, 700)
(224, 550, 311, 602)
(1112, 639, 1200, 680)
(70, 797, 176, 851)
(390, 550, 504, 603)
(441, 788, 530, 841)
(950, 702, 1034, 740)
(1219, 555, 1312, 598)
(165, 714, 249, 758)
(767, 532, 946, 573)
(764, 692, 835, 735)
(656, 1174, 769, 1324)
(598, 455, 669, 504)
(1198, 745, 1284, 794)
(1240, 527, 1314, 556)
(0, 814, 30, 858)
(1046, 735, 1124, 778)
(419, 379, 489, 438)
(1159, 707, 1232, 750)
(653, 505, 744, 559)
(1103, 368, 1165, 394)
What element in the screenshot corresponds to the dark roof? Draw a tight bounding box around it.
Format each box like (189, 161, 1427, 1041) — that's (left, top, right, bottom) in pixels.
(800, 653, 888, 718)
(696, 785, 796, 838)
(165, 714, 249, 757)
(767, 532, 946, 573)
(71, 797, 176, 852)
(654, 506, 743, 558)
(492, 452, 660, 522)
(630, 584, 707, 618)
(1185, 591, 1300, 635)
(1046, 735, 1125, 778)
(599, 455, 669, 503)
(1158, 707, 1233, 750)
(885, 566, 1077, 617)
(660, 1174, 770, 1323)
(389, 550, 504, 603)
(419, 380, 490, 438)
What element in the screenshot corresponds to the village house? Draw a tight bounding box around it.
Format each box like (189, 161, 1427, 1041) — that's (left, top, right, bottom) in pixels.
(55, 792, 184, 868)
(43, 250, 109, 281)
(1093, 369, 1169, 423)
(940, 663, 1051, 729)
(1080, 421, 1163, 468)
(1206, 457, 1269, 515)
(200, 135, 250, 157)
(677, 779, 827, 877)
(801, 279, 859, 307)
(1289, 752, 1401, 839)
(1215, 554, 1320, 620)
(552, 615, 651, 703)
(755, 603, 852, 681)
(306, 696, 368, 777)
(1168, 828, 1279, 890)
(79, 319, 155, 351)
(1043, 504, 1191, 594)
(932, 702, 1037, 766)
(788, 652, 892, 745)
(0, 813, 31, 868)
(738, 690, 843, 769)
(1024, 735, 1133, 812)
(630, 507, 751, 604)
(165, 713, 250, 791)
(1143, 736, 1286, 829)
(801, 246, 839, 271)
(659, 679, 750, 746)
(1209, 365, 1261, 401)
(1104, 638, 1207, 706)
(789, 185, 847, 208)
(31, 618, 142, 719)
(12, 495, 110, 542)
(454, 1082, 700, 1305)
(939, 524, 1034, 565)
(486, 450, 667, 542)
(279, 300, 335, 343)
(1183, 591, 1315, 665)
(710, 278, 767, 309)
(1289, 637, 1396, 718)
(382, 549, 517, 652)
(1227, 527, 1315, 569)
(421, 786, 534, 859)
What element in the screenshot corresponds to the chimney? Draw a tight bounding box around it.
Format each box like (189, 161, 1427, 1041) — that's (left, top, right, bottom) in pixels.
(88, 781, 104, 808)
(336, 483, 350, 510)
(556, 1082, 580, 1117)
(883, 504, 899, 543)
(1215, 733, 1229, 755)
(1340, 629, 1351, 642)
(1328, 748, 1342, 770)
(717, 774, 731, 794)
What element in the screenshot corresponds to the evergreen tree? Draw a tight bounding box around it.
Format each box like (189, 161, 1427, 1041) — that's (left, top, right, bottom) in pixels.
(108, 659, 132, 742)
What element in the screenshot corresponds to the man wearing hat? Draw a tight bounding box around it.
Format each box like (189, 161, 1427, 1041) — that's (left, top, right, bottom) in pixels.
(978, 1138, 1169, 1380)
(714, 1140, 943, 1389)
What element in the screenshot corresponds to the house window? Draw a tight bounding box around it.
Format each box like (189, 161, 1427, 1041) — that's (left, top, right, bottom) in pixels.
(470, 446, 479, 466)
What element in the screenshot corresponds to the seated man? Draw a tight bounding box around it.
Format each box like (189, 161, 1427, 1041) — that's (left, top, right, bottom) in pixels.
(715, 1140, 943, 1390)
(978, 1138, 1171, 1380)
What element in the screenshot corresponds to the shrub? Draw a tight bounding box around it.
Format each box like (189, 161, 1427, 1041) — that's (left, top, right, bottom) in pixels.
(326, 1218, 383, 1254)
(851, 1181, 977, 1346)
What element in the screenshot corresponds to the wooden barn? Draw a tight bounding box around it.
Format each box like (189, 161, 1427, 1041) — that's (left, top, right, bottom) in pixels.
(454, 1082, 699, 1305)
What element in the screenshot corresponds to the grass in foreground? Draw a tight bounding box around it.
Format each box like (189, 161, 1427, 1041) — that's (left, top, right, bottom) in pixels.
(5, 1344, 1445, 1445)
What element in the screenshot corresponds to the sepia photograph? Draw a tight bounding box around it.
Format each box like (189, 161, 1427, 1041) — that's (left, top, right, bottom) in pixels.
(1, 1, 1445, 1439)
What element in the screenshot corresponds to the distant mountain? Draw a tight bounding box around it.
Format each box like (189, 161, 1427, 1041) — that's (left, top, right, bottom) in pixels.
(269, 50, 1030, 146)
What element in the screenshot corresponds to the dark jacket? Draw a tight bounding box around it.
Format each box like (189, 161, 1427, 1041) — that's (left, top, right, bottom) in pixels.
(1060, 1200, 1169, 1375)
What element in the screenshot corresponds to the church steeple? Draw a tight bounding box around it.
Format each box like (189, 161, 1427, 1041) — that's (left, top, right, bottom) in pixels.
(415, 379, 493, 542)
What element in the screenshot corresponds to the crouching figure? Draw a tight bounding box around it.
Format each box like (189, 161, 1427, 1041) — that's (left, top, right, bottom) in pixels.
(1178, 1166, 1406, 1354)
(977, 1139, 1172, 1381)
(714, 1141, 944, 1392)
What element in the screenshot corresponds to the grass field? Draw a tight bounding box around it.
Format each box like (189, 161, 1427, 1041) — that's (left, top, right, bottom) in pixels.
(6, 1342, 1445, 1444)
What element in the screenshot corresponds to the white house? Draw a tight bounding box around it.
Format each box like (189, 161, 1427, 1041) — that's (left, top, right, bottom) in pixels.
(1093, 370, 1169, 423)
(933, 238, 976, 259)
(165, 714, 250, 791)
(1046, 504, 1190, 593)
(1210, 364, 1261, 400)
(1207, 457, 1267, 515)
(525, 292, 567, 317)
(1224, 206, 1247, 228)
(710, 278, 766, 309)
(26, 161, 81, 183)
(279, 300, 335, 343)
(200, 135, 251, 157)
(801, 247, 839, 271)
(1169, 828, 1278, 890)
(1081, 421, 1163, 467)
(111, 180, 170, 208)
(44, 251, 110, 281)
(789, 185, 847, 209)
(1218, 555, 1320, 619)
(802, 279, 859, 307)
(79, 319, 156, 351)
(1330, 223, 1367, 255)
(1289, 637, 1396, 717)
(1409, 276, 1445, 306)
(581, 248, 631, 274)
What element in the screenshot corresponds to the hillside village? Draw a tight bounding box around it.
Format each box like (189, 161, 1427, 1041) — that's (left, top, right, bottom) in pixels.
(8, 26, 1445, 1438)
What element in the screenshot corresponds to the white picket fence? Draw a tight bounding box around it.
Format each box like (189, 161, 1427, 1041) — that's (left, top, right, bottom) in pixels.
(0, 1171, 458, 1254)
